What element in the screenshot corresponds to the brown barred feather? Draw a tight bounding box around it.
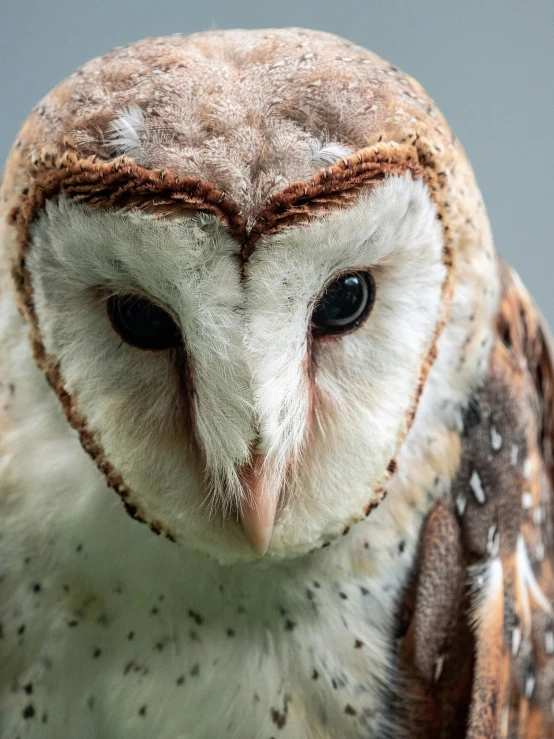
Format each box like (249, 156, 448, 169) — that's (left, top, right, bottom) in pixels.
(399, 264, 554, 738)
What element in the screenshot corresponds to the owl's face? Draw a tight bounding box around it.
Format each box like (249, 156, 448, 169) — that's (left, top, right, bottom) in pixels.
(25, 172, 445, 562)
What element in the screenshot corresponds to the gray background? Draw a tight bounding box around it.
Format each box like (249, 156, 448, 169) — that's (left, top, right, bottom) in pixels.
(1, 0, 552, 324)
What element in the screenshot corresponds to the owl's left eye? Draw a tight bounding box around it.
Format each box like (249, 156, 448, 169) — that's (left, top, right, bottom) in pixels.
(107, 295, 181, 351)
(311, 271, 376, 336)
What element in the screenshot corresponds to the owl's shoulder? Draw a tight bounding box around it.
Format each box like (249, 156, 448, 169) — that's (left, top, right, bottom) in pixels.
(397, 264, 554, 738)
(496, 262, 554, 494)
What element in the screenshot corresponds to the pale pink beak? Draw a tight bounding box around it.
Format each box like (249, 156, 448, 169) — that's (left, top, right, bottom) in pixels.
(238, 454, 279, 555)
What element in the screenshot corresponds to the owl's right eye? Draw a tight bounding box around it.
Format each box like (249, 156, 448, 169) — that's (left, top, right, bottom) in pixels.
(311, 271, 376, 337)
(107, 295, 181, 351)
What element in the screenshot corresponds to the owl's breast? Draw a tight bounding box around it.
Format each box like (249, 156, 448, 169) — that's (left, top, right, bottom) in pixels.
(0, 471, 416, 739)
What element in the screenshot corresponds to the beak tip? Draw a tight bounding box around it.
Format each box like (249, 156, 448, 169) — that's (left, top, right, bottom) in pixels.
(238, 454, 279, 556)
(243, 523, 273, 556)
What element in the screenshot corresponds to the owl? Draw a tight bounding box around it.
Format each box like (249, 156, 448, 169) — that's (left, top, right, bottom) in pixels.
(0, 27, 552, 739)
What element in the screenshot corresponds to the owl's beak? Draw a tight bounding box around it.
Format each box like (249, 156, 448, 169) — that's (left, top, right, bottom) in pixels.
(238, 454, 279, 555)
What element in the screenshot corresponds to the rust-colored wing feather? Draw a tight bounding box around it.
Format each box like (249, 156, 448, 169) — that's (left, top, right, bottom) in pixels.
(398, 264, 554, 739)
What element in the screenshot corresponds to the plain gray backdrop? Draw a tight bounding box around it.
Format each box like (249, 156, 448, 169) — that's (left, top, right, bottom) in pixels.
(1, 0, 552, 323)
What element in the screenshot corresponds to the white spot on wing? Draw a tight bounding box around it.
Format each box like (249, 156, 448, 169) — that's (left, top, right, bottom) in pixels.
(523, 458, 532, 478)
(455, 495, 467, 516)
(490, 427, 502, 451)
(511, 626, 522, 656)
(525, 673, 535, 699)
(433, 655, 445, 683)
(469, 470, 486, 504)
(487, 524, 499, 557)
(532, 507, 545, 525)
(517, 535, 553, 616)
(522, 492, 533, 510)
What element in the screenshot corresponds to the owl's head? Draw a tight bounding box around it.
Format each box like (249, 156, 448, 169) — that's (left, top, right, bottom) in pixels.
(0, 29, 495, 562)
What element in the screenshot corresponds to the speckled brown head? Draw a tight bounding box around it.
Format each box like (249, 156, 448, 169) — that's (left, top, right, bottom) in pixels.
(0, 28, 498, 562)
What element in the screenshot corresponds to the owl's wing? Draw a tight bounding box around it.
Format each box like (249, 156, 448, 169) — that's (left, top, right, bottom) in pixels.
(398, 264, 554, 739)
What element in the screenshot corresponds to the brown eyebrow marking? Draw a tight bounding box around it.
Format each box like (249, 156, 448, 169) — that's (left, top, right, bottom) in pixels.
(11, 141, 433, 259)
(244, 144, 424, 256)
(12, 153, 245, 247)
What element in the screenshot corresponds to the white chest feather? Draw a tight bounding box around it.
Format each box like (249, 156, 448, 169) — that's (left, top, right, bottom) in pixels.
(0, 381, 418, 739)
(0, 479, 414, 739)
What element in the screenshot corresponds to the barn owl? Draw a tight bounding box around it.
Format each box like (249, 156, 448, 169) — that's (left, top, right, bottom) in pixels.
(0, 27, 552, 739)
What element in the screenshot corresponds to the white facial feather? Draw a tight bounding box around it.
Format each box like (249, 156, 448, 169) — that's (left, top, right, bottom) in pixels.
(26, 173, 445, 560)
(28, 204, 254, 530)
(246, 175, 445, 548)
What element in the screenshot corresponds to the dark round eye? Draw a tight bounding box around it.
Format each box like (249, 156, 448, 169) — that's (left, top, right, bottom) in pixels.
(107, 294, 181, 351)
(311, 271, 375, 336)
